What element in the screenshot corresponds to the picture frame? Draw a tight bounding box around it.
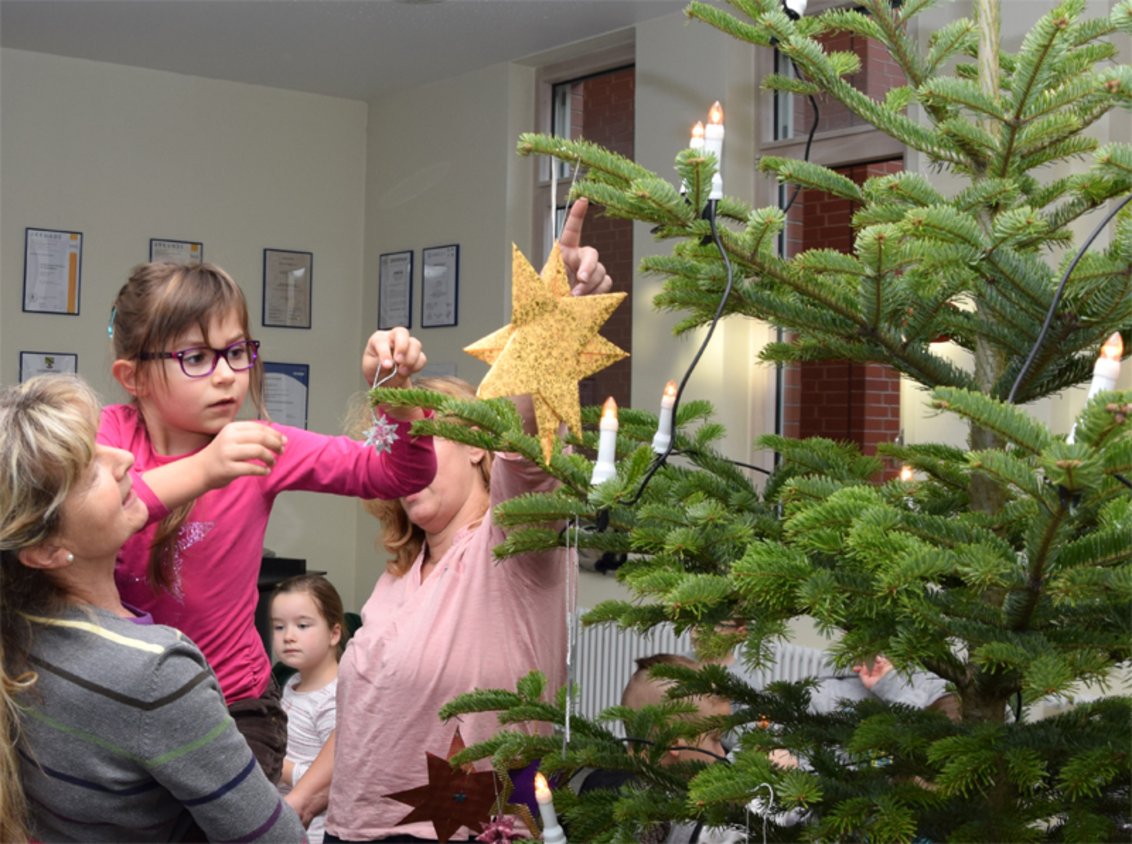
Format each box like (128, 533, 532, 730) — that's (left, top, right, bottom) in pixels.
(263, 361, 310, 429)
(421, 244, 459, 328)
(262, 249, 313, 329)
(149, 238, 203, 264)
(19, 351, 78, 383)
(378, 250, 413, 330)
(23, 227, 83, 315)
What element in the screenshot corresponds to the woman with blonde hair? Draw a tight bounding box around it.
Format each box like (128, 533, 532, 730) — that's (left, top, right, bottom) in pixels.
(1, 642, 32, 843)
(0, 374, 305, 842)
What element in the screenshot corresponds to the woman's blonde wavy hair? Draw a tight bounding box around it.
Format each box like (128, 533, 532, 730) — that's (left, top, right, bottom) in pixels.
(0, 374, 103, 843)
(347, 376, 492, 577)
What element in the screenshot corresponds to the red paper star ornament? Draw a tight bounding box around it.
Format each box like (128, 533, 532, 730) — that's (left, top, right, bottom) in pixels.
(384, 729, 499, 843)
(465, 241, 628, 463)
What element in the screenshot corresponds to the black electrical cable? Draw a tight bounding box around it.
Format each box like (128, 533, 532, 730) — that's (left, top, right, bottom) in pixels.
(620, 200, 735, 507)
(621, 736, 731, 764)
(1007, 193, 1132, 405)
(781, 95, 819, 216)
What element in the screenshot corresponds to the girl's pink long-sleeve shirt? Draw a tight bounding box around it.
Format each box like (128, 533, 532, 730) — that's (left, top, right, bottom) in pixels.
(99, 403, 436, 703)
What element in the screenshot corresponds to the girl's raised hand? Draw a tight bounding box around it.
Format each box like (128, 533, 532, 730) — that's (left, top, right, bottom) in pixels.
(361, 326, 427, 388)
(198, 421, 287, 488)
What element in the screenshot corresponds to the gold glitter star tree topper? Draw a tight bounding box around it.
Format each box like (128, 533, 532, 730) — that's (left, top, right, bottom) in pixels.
(465, 242, 628, 463)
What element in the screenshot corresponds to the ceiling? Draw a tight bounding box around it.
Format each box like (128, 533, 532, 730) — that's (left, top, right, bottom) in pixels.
(0, 0, 689, 101)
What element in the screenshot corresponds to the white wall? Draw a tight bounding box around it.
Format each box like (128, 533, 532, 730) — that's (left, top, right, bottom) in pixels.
(634, 13, 777, 473)
(352, 61, 537, 599)
(0, 48, 372, 607)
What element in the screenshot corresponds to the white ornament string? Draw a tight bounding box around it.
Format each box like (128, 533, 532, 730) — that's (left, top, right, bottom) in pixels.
(563, 516, 580, 752)
(554, 155, 582, 242)
(363, 366, 401, 453)
(746, 781, 775, 844)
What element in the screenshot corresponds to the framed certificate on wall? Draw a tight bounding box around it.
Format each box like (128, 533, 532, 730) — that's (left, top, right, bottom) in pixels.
(262, 249, 313, 329)
(421, 244, 459, 328)
(378, 250, 413, 330)
(24, 228, 82, 315)
(263, 361, 310, 429)
(19, 351, 78, 382)
(150, 238, 203, 264)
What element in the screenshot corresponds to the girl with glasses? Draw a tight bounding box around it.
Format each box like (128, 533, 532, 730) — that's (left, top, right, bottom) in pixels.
(101, 261, 437, 783)
(0, 375, 306, 842)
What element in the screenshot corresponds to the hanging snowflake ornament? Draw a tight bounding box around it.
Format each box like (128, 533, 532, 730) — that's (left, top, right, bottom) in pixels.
(365, 367, 402, 454)
(363, 414, 400, 453)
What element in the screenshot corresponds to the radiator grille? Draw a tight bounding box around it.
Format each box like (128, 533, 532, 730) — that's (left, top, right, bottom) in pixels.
(574, 617, 836, 725)
(574, 618, 690, 721)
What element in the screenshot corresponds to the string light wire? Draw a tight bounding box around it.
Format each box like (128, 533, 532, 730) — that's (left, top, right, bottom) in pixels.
(1007, 193, 1132, 404)
(622, 199, 734, 506)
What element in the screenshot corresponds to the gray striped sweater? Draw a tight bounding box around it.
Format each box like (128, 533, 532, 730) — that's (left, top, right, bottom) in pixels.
(16, 605, 306, 842)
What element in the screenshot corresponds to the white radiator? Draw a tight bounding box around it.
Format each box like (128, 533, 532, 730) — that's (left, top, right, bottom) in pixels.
(573, 617, 837, 726)
(574, 617, 691, 721)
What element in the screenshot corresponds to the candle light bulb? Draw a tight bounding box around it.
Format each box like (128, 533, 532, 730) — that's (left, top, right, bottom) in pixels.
(1068, 331, 1124, 443)
(703, 101, 725, 200)
(534, 773, 567, 844)
(899, 465, 914, 483)
(1086, 331, 1123, 400)
(681, 122, 706, 197)
(1101, 331, 1123, 362)
(590, 397, 619, 485)
(690, 121, 705, 152)
(651, 380, 678, 454)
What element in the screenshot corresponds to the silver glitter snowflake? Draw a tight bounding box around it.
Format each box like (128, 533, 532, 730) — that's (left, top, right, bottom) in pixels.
(363, 414, 400, 453)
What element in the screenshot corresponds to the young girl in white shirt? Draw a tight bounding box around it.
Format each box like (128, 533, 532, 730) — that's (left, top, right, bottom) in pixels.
(271, 574, 345, 844)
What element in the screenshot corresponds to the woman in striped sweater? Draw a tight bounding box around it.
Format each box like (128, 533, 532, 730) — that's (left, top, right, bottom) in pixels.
(0, 374, 305, 843)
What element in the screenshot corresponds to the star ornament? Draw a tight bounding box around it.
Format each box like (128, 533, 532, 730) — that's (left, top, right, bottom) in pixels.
(363, 413, 400, 454)
(465, 242, 628, 463)
(385, 729, 499, 843)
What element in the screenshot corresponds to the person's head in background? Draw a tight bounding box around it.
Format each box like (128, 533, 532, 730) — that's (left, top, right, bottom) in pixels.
(350, 376, 493, 577)
(621, 653, 732, 765)
(271, 575, 346, 682)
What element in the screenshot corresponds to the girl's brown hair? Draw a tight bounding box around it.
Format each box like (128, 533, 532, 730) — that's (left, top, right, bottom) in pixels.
(348, 376, 492, 577)
(0, 374, 103, 842)
(110, 261, 266, 591)
(270, 574, 348, 658)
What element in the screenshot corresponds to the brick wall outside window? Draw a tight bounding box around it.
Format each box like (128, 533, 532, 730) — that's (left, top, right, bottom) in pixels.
(786, 27, 908, 139)
(782, 159, 905, 478)
(567, 67, 635, 410)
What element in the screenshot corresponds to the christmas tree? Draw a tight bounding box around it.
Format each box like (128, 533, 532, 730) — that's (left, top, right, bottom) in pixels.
(384, 0, 1132, 840)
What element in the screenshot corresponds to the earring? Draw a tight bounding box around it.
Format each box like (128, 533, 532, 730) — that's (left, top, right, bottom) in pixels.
(65, 552, 75, 562)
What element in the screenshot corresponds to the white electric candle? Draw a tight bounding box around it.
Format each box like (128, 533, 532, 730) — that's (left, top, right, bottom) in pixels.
(1068, 331, 1123, 444)
(590, 397, 619, 485)
(899, 465, 914, 483)
(534, 773, 567, 844)
(1086, 331, 1123, 400)
(690, 120, 705, 153)
(703, 101, 725, 200)
(682, 121, 706, 196)
(651, 380, 678, 454)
